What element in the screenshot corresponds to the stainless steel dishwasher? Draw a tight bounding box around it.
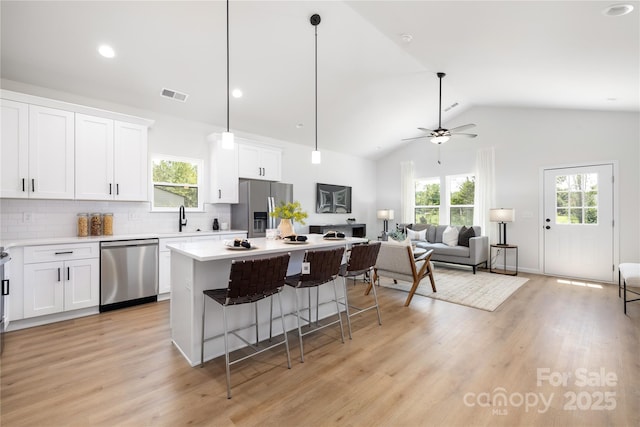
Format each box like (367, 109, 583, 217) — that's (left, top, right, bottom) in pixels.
(100, 238, 158, 312)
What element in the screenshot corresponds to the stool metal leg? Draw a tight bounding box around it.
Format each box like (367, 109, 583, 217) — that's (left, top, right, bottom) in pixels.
(254, 302, 259, 344)
(223, 305, 232, 399)
(294, 288, 305, 362)
(200, 295, 206, 367)
(368, 266, 382, 325)
(342, 277, 353, 340)
(277, 292, 292, 369)
(333, 279, 345, 343)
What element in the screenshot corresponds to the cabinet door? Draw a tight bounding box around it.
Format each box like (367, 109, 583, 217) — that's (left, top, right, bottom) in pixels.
(114, 121, 148, 201)
(238, 143, 262, 180)
(0, 99, 29, 198)
(28, 105, 75, 199)
(75, 114, 114, 200)
(159, 251, 171, 294)
(260, 147, 282, 181)
(23, 261, 64, 318)
(64, 258, 99, 310)
(75, 114, 115, 200)
(210, 139, 239, 203)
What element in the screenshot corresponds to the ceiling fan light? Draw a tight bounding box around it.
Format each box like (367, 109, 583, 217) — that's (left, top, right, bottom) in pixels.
(431, 135, 450, 144)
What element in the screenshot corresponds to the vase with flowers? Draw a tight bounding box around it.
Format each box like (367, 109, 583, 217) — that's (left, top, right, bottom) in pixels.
(270, 201, 308, 238)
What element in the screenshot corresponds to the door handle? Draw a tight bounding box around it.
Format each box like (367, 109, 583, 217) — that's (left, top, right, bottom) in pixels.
(545, 225, 551, 230)
(545, 218, 551, 222)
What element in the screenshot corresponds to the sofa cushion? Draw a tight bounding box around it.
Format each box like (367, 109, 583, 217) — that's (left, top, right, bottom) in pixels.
(407, 227, 427, 241)
(442, 226, 459, 247)
(458, 226, 476, 247)
(434, 225, 448, 243)
(417, 242, 470, 257)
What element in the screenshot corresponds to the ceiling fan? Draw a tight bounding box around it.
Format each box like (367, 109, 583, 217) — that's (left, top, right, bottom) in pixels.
(404, 72, 477, 144)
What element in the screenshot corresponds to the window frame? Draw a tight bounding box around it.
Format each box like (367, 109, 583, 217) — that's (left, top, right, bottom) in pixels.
(150, 153, 204, 212)
(413, 173, 476, 226)
(414, 177, 441, 225)
(446, 174, 476, 226)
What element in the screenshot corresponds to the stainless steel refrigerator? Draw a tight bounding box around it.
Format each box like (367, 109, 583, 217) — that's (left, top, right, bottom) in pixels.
(232, 180, 293, 238)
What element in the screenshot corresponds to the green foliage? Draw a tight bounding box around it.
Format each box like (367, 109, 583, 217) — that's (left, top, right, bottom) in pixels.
(387, 230, 406, 241)
(415, 182, 440, 206)
(152, 160, 199, 207)
(270, 201, 308, 225)
(450, 177, 475, 205)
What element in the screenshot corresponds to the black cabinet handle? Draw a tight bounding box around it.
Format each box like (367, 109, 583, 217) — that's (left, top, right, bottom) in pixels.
(218, 189, 222, 199)
(109, 183, 112, 195)
(1, 279, 9, 296)
(22, 178, 25, 192)
(67, 267, 70, 281)
(55, 251, 73, 255)
(57, 268, 61, 282)
(31, 178, 35, 192)
(116, 183, 119, 195)
(545, 225, 551, 230)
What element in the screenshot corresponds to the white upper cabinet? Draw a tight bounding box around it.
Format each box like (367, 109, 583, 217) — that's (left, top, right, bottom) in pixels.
(209, 137, 239, 203)
(114, 121, 148, 201)
(28, 105, 75, 199)
(0, 99, 29, 198)
(238, 141, 281, 181)
(75, 116, 148, 201)
(1, 101, 74, 199)
(75, 114, 115, 200)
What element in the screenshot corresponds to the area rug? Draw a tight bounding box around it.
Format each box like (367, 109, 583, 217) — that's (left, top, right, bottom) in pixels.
(379, 267, 529, 312)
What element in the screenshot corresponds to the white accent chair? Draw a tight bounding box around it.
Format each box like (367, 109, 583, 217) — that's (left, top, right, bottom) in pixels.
(371, 243, 436, 307)
(619, 263, 640, 314)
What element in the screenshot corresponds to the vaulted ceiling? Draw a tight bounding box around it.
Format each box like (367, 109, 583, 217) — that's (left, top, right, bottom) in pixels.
(2, 1, 638, 159)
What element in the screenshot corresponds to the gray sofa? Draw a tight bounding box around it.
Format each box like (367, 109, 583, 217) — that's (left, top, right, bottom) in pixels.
(405, 224, 488, 274)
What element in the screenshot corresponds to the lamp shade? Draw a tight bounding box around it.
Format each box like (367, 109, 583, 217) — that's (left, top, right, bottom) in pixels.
(377, 209, 394, 220)
(490, 208, 515, 223)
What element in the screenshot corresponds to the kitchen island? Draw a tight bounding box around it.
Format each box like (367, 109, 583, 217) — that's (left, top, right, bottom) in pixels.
(167, 235, 367, 366)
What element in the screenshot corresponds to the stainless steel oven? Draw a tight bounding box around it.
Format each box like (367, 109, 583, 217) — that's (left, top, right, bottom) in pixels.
(100, 239, 158, 312)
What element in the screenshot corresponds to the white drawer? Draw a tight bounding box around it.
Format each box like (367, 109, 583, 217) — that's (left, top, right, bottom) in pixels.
(159, 237, 192, 252)
(24, 242, 99, 263)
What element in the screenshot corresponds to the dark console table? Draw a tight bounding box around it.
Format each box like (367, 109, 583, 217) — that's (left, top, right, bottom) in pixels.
(309, 223, 367, 238)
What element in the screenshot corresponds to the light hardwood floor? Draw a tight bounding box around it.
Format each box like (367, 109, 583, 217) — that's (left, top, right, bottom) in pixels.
(1, 272, 638, 426)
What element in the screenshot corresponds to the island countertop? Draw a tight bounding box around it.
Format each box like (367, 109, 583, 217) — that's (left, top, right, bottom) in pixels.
(166, 234, 367, 262)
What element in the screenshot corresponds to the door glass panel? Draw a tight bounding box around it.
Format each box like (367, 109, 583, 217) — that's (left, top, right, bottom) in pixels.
(555, 173, 598, 225)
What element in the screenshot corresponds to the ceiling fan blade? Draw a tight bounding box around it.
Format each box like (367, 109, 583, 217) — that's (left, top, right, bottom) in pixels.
(417, 127, 435, 134)
(448, 123, 476, 133)
(452, 133, 478, 138)
(402, 135, 428, 141)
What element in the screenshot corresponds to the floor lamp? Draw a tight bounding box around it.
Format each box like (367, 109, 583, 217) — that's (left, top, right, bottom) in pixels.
(490, 208, 515, 246)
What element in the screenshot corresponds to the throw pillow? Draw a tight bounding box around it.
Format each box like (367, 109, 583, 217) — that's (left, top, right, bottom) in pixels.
(458, 226, 476, 247)
(407, 227, 427, 241)
(442, 226, 459, 247)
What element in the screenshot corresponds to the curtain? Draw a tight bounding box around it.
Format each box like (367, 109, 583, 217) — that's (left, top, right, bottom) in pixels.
(473, 147, 496, 240)
(400, 161, 415, 225)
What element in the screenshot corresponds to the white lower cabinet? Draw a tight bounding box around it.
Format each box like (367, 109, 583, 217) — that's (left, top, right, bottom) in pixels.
(23, 243, 99, 318)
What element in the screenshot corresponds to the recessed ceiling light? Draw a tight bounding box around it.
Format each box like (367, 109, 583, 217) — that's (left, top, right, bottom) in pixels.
(296, 123, 304, 129)
(401, 34, 413, 43)
(98, 44, 115, 58)
(232, 88, 243, 98)
(602, 3, 634, 16)
(606, 97, 618, 101)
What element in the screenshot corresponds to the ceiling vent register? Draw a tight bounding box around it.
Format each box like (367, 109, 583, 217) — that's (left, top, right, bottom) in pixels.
(160, 88, 189, 102)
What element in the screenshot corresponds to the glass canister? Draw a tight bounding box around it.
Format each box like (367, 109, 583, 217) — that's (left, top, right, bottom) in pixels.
(90, 213, 102, 236)
(77, 213, 89, 237)
(102, 213, 113, 236)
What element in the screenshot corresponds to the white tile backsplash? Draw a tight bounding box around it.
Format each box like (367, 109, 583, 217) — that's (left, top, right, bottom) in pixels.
(0, 199, 231, 242)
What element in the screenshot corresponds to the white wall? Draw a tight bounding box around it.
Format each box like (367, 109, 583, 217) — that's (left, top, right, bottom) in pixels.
(0, 80, 378, 242)
(376, 105, 640, 274)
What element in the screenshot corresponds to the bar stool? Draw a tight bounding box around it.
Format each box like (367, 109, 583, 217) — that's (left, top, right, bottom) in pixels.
(200, 253, 292, 399)
(285, 247, 346, 362)
(338, 241, 382, 339)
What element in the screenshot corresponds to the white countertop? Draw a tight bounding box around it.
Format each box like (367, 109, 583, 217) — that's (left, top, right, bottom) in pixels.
(167, 234, 367, 262)
(1, 230, 248, 249)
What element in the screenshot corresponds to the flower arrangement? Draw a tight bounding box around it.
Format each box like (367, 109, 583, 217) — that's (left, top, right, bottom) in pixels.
(270, 201, 308, 224)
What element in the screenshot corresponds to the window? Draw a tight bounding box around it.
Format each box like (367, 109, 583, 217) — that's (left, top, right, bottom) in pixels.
(412, 174, 476, 226)
(448, 175, 475, 226)
(555, 173, 598, 224)
(151, 154, 204, 211)
(414, 178, 440, 225)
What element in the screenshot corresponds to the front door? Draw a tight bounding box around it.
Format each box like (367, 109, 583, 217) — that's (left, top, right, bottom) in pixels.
(543, 164, 614, 282)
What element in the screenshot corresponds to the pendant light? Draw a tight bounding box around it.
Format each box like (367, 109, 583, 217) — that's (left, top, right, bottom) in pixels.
(310, 14, 321, 164)
(221, 0, 234, 149)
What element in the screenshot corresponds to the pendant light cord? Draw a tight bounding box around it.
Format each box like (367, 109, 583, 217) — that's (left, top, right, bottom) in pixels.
(226, 0, 230, 133)
(314, 22, 318, 152)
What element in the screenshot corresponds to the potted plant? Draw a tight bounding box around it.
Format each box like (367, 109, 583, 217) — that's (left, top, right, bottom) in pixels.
(270, 201, 308, 237)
